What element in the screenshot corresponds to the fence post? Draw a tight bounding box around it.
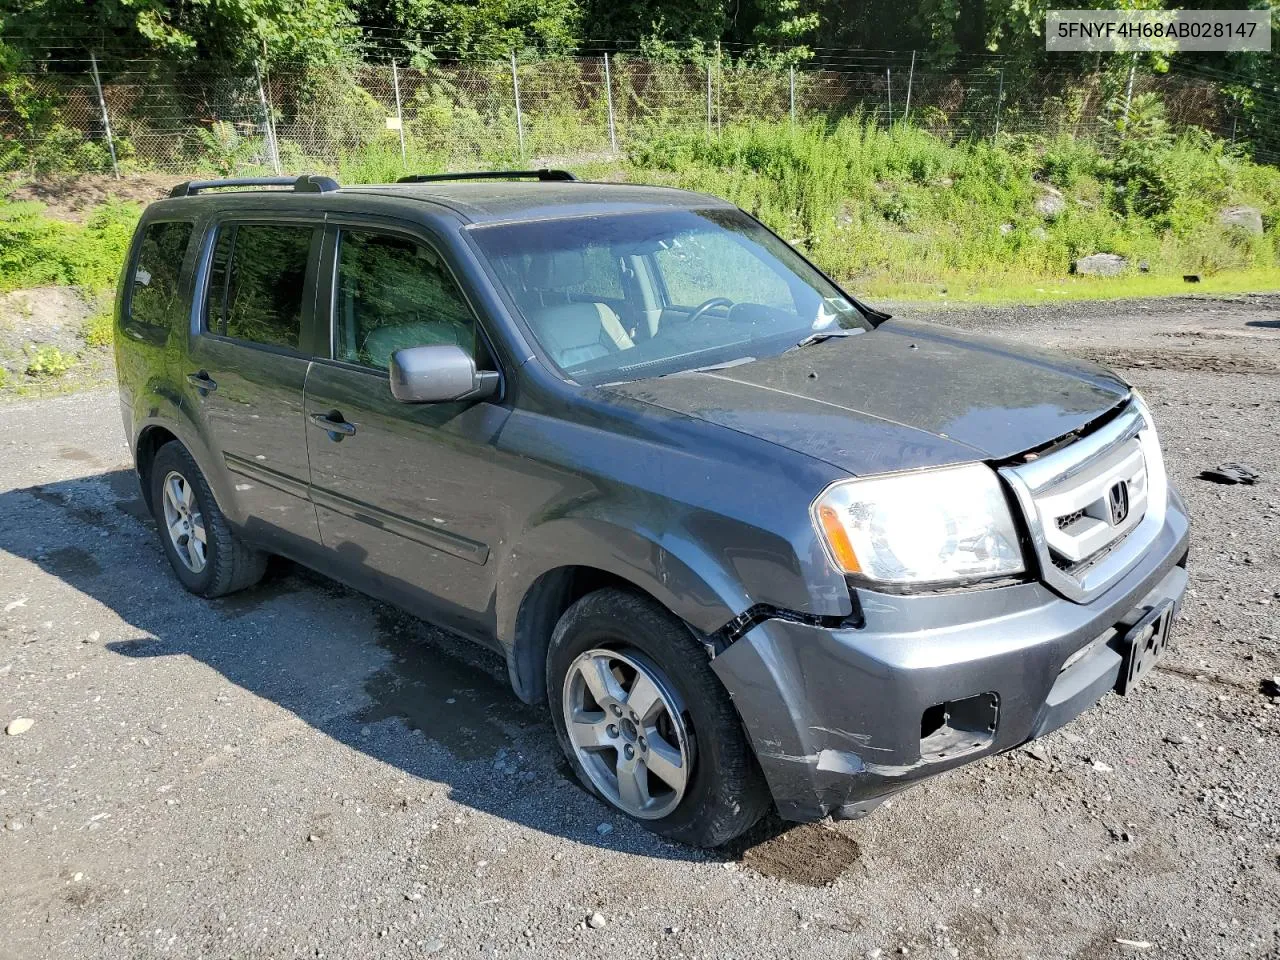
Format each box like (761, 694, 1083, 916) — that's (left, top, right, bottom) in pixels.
(904, 50, 915, 120)
(88, 51, 120, 179)
(993, 68, 1004, 139)
(886, 68, 893, 125)
(391, 60, 407, 169)
(1123, 53, 1137, 125)
(789, 65, 795, 124)
(715, 40, 722, 135)
(706, 60, 713, 134)
(603, 54, 618, 154)
(254, 62, 282, 174)
(510, 51, 525, 158)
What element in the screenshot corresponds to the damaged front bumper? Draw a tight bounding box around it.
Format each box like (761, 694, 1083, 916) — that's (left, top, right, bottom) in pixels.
(712, 488, 1191, 823)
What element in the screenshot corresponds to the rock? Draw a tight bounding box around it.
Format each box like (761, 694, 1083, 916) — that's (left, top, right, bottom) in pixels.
(5, 717, 34, 736)
(1073, 253, 1127, 276)
(596, 822, 613, 836)
(307, 834, 320, 843)
(1030, 226, 1048, 240)
(1035, 186, 1066, 218)
(1091, 760, 1113, 773)
(1198, 463, 1259, 486)
(1261, 677, 1280, 698)
(1022, 743, 1051, 764)
(587, 912, 607, 930)
(1115, 938, 1152, 950)
(1218, 205, 1263, 235)
(999, 223, 1014, 235)
(420, 938, 444, 954)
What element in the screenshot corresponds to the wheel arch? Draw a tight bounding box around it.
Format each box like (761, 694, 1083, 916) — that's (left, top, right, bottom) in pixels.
(497, 521, 751, 705)
(135, 424, 181, 511)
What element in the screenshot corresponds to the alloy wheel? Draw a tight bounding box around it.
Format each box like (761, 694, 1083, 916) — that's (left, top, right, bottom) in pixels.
(562, 647, 694, 819)
(161, 470, 207, 573)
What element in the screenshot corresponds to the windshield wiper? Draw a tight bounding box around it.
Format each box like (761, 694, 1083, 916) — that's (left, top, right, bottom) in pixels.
(663, 357, 757, 376)
(788, 329, 863, 352)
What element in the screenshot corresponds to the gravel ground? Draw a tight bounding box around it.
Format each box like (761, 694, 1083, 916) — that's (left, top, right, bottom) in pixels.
(1, 294, 1278, 960)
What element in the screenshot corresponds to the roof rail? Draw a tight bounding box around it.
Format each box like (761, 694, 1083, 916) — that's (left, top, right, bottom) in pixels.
(168, 174, 340, 198)
(396, 169, 578, 185)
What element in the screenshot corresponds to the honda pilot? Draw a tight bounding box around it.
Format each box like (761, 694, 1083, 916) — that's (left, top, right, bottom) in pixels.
(115, 171, 1190, 847)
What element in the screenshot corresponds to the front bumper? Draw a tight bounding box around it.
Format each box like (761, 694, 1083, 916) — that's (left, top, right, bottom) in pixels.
(712, 488, 1191, 823)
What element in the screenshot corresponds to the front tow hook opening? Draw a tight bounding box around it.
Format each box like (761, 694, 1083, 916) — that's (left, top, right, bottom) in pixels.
(919, 692, 999, 763)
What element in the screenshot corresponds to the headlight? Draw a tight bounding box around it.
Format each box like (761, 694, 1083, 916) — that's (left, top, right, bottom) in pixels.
(812, 463, 1025, 586)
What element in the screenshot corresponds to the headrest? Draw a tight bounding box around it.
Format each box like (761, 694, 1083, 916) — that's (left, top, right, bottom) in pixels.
(525, 249, 587, 289)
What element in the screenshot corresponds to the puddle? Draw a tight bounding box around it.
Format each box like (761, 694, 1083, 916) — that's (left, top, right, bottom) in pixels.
(41, 545, 103, 580)
(357, 606, 535, 760)
(731, 820, 862, 887)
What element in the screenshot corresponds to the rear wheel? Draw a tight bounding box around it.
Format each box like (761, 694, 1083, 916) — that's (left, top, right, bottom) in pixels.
(149, 442, 267, 597)
(547, 588, 769, 847)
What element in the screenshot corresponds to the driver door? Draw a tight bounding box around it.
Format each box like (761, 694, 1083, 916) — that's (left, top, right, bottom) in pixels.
(303, 223, 510, 638)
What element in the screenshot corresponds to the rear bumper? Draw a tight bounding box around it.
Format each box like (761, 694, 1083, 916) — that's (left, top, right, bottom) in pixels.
(712, 488, 1191, 823)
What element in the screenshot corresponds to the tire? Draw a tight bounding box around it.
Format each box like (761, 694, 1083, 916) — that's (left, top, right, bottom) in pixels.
(149, 441, 267, 598)
(546, 587, 770, 847)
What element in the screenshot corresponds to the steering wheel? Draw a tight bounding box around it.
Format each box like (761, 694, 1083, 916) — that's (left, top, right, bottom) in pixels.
(685, 296, 734, 324)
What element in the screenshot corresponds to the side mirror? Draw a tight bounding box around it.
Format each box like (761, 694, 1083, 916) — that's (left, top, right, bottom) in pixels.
(388, 344, 499, 404)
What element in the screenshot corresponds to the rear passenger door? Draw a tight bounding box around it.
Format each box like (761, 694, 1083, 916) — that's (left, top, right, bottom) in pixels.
(303, 223, 510, 638)
(185, 218, 323, 550)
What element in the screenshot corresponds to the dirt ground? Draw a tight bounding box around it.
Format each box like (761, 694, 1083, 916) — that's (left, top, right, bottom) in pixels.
(1, 295, 1277, 959)
(6, 174, 184, 223)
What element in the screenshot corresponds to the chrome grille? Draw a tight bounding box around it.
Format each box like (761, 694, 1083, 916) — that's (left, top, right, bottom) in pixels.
(1000, 398, 1168, 603)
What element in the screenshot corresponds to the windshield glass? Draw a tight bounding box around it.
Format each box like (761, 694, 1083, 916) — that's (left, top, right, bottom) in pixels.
(469, 207, 872, 384)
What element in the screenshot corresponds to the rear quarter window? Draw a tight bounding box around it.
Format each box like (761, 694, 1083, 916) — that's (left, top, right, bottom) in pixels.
(127, 221, 195, 327)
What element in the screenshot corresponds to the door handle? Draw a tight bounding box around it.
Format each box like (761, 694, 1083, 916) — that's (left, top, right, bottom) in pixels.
(186, 371, 217, 395)
(309, 411, 357, 441)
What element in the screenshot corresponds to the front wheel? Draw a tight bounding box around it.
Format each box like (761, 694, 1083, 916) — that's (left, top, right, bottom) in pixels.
(547, 588, 769, 847)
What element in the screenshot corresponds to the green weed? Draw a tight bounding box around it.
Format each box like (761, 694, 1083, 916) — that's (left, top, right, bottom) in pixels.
(24, 344, 76, 377)
(82, 309, 113, 347)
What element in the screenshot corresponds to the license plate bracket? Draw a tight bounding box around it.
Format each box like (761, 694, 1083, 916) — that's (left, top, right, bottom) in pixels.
(1117, 599, 1175, 695)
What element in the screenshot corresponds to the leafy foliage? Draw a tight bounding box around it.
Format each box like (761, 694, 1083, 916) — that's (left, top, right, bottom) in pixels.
(0, 200, 139, 291)
(24, 344, 76, 377)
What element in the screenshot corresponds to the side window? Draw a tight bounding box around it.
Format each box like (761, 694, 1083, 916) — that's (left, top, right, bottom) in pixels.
(654, 232, 792, 310)
(334, 230, 477, 370)
(203, 223, 314, 350)
(129, 221, 194, 327)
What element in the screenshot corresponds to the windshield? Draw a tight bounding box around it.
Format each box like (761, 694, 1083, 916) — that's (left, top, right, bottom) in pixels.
(469, 207, 873, 384)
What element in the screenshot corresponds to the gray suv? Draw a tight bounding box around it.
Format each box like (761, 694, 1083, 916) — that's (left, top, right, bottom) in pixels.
(115, 171, 1190, 847)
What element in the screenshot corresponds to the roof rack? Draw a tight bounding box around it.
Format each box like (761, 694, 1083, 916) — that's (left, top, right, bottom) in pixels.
(396, 169, 578, 184)
(169, 174, 340, 198)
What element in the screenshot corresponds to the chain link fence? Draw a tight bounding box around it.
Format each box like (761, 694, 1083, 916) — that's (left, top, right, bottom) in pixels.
(0, 51, 1263, 178)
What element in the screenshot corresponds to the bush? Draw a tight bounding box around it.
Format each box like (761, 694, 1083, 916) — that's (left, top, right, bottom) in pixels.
(0, 199, 139, 291)
(25, 344, 76, 377)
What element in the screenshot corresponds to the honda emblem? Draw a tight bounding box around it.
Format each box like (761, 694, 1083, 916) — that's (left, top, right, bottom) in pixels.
(1108, 481, 1130, 525)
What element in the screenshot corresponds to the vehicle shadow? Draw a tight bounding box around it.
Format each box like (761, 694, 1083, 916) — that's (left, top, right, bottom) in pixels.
(0, 468, 797, 862)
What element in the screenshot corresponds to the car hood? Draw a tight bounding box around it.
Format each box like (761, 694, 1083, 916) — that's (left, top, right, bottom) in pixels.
(605, 318, 1131, 476)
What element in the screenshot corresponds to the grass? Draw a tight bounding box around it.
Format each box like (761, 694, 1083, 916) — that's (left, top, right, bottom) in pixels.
(81, 309, 114, 347)
(0, 198, 138, 292)
(861, 266, 1280, 306)
(1, 111, 1278, 312)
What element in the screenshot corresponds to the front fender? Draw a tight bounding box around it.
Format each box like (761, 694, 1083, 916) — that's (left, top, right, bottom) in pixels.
(494, 515, 750, 647)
